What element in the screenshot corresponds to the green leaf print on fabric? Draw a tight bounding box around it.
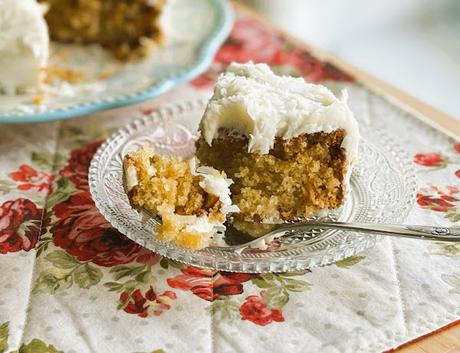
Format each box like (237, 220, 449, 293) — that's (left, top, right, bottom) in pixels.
(45, 177, 78, 211)
(0, 322, 8, 353)
(335, 255, 366, 268)
(135, 270, 155, 284)
(31, 152, 67, 171)
(208, 297, 240, 322)
(262, 287, 289, 309)
(16, 339, 63, 353)
(45, 250, 79, 269)
(73, 264, 103, 289)
(110, 265, 147, 281)
(251, 277, 272, 289)
(282, 278, 310, 292)
(159, 258, 169, 269)
(104, 282, 125, 292)
(34, 251, 102, 294)
(31, 152, 55, 169)
(34, 267, 74, 294)
(0, 179, 15, 195)
(159, 258, 184, 270)
(429, 243, 460, 257)
(446, 210, 460, 223)
(36, 237, 53, 257)
(441, 274, 460, 295)
(251, 271, 311, 310)
(105, 264, 156, 294)
(252, 273, 310, 293)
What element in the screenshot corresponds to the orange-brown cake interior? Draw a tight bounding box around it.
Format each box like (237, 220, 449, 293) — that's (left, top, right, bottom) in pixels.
(195, 129, 348, 222)
(123, 146, 238, 250)
(123, 147, 228, 250)
(125, 153, 221, 219)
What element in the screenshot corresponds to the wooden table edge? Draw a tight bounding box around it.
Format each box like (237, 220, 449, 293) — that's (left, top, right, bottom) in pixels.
(231, 2, 460, 352)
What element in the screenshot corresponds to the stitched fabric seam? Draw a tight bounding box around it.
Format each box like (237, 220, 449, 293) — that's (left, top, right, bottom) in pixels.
(366, 314, 460, 352)
(14, 120, 63, 350)
(389, 239, 408, 335)
(210, 273, 215, 353)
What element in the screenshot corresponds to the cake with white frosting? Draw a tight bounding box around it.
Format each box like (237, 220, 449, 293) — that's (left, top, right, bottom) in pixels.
(196, 62, 360, 222)
(123, 62, 359, 249)
(0, 0, 166, 96)
(123, 146, 239, 250)
(0, 0, 49, 95)
(39, 0, 166, 60)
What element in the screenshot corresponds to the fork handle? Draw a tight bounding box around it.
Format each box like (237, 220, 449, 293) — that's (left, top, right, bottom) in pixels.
(304, 222, 460, 242)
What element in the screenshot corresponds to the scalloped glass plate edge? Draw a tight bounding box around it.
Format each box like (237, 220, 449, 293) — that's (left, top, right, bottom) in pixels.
(89, 99, 417, 273)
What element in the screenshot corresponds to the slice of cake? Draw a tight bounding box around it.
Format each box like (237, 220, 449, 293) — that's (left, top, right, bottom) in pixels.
(123, 146, 239, 250)
(195, 62, 359, 222)
(0, 0, 49, 94)
(40, 0, 166, 60)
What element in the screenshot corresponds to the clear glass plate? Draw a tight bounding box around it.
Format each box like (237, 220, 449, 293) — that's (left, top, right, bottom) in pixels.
(89, 99, 417, 273)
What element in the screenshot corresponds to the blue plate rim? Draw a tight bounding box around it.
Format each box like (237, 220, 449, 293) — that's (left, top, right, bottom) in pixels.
(1, 0, 233, 124)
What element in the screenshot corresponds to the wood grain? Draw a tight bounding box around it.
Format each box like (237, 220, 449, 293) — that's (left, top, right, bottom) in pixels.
(396, 324, 460, 353)
(233, 2, 460, 352)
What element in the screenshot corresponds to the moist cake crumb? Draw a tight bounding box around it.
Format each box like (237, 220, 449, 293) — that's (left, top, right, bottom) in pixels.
(40, 0, 166, 60)
(123, 146, 238, 250)
(196, 130, 347, 221)
(196, 62, 359, 222)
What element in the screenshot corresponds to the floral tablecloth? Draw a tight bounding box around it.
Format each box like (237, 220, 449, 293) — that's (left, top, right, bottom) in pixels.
(1, 8, 459, 353)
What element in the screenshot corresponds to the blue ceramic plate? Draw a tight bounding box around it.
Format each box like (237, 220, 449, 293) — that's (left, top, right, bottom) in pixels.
(0, 0, 232, 123)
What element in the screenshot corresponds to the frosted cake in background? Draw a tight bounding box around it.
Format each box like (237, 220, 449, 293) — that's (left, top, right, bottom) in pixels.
(40, 0, 166, 60)
(0, 0, 167, 96)
(0, 0, 49, 94)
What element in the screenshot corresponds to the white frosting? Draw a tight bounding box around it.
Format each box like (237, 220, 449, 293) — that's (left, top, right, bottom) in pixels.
(0, 0, 49, 95)
(185, 216, 219, 234)
(147, 165, 156, 176)
(168, 213, 223, 248)
(200, 62, 360, 162)
(125, 165, 138, 191)
(152, 158, 240, 248)
(189, 158, 240, 215)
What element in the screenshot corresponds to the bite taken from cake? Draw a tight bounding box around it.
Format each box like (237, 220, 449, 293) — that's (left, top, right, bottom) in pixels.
(123, 146, 239, 250)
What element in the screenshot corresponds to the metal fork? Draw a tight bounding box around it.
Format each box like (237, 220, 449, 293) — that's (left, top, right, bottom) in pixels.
(141, 208, 460, 253)
(210, 222, 460, 254)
